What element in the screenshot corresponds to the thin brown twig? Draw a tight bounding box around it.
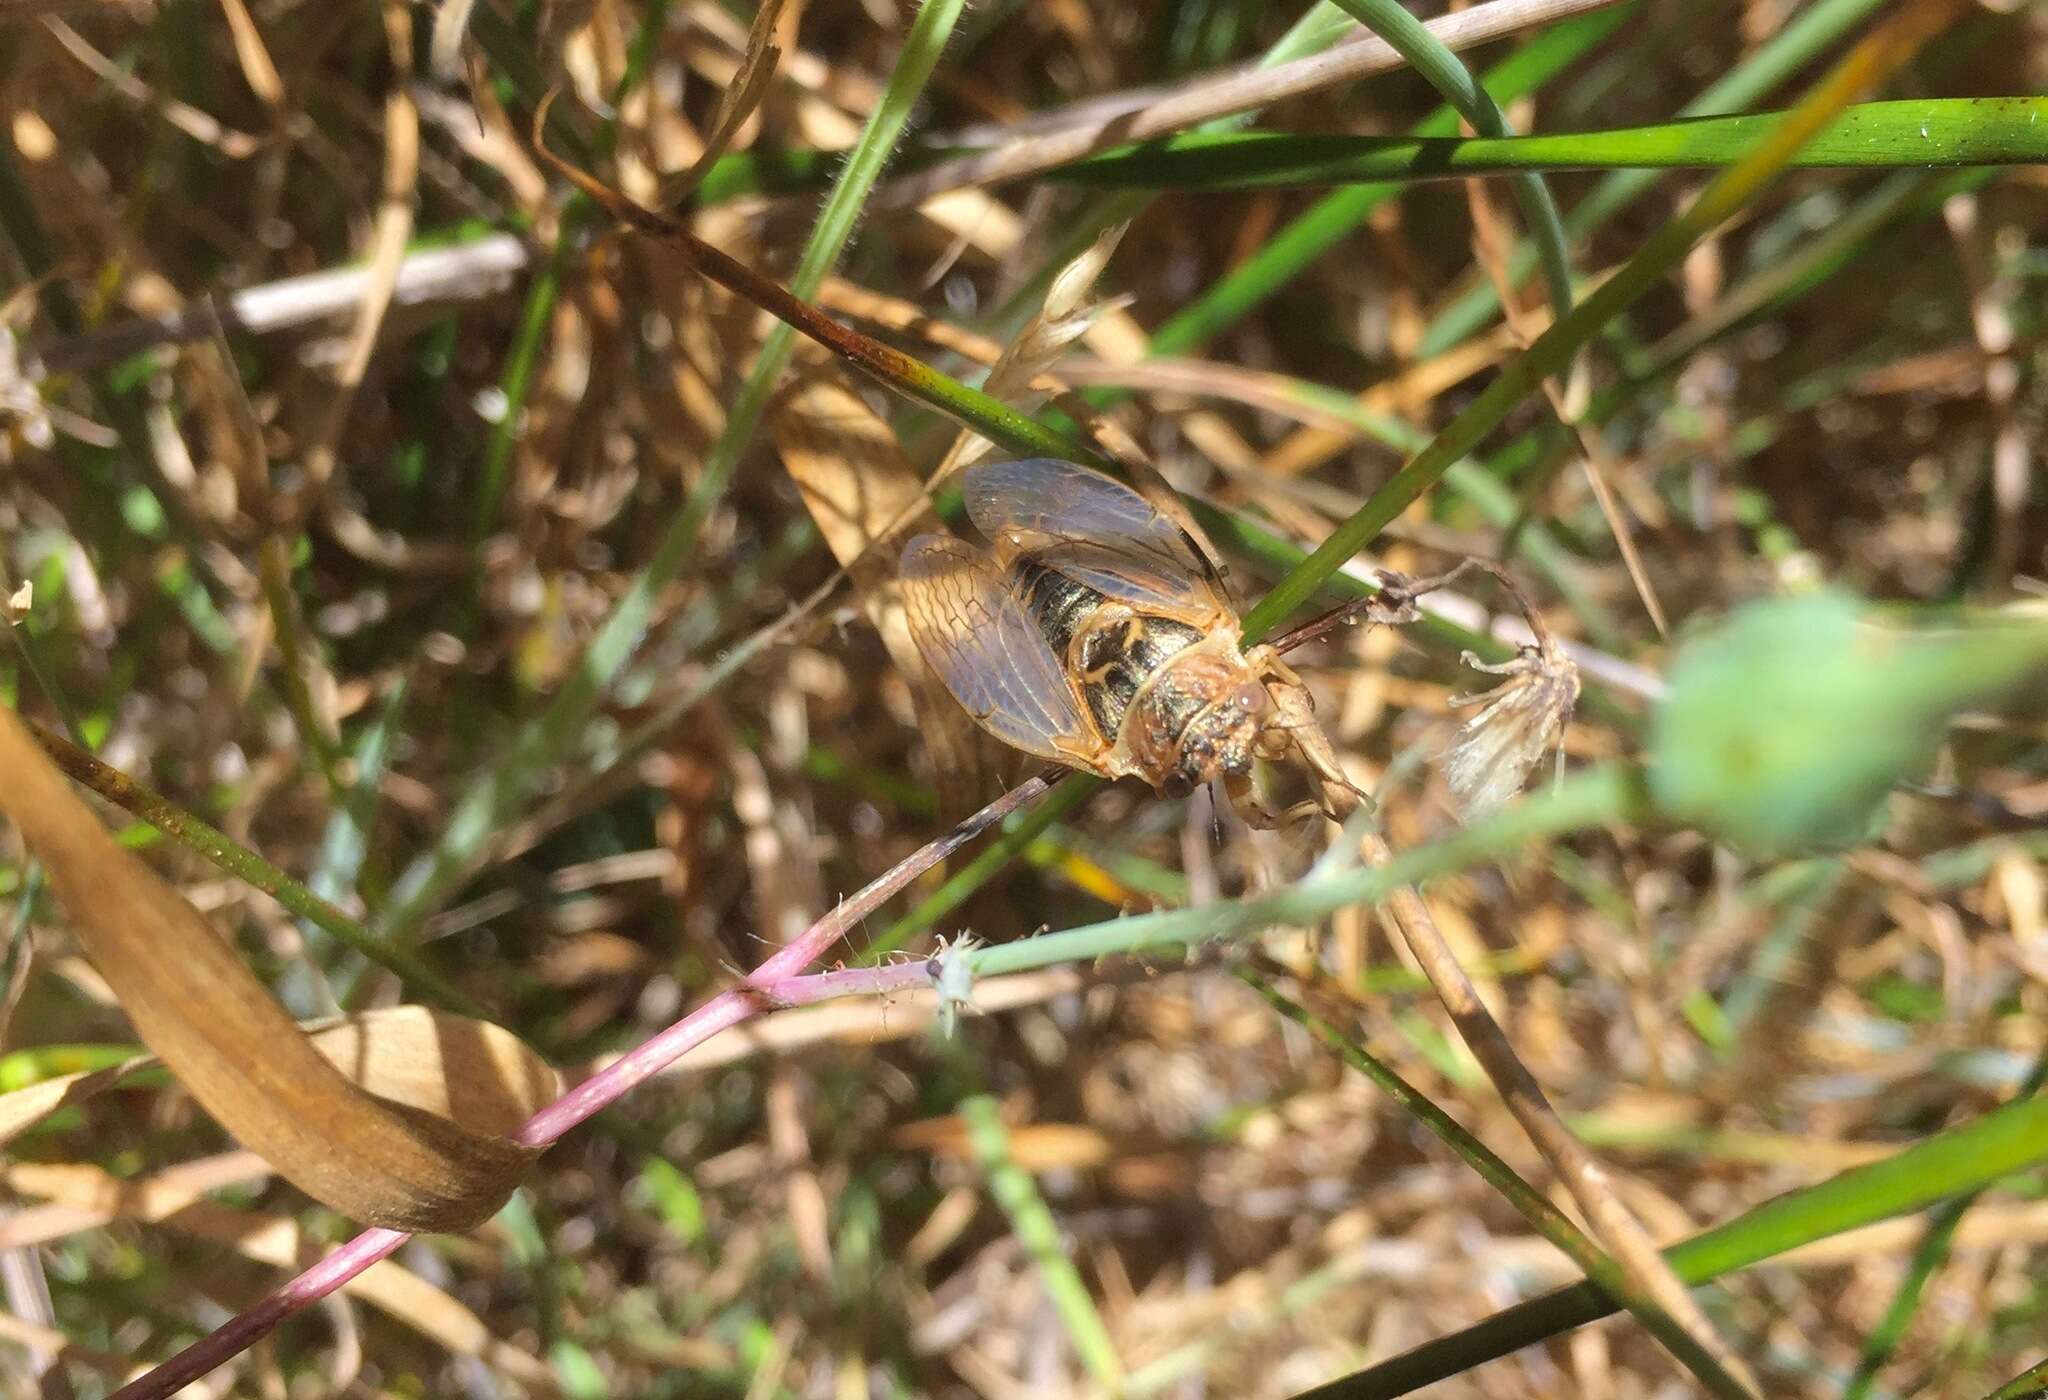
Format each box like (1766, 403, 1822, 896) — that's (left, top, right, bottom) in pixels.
(1266, 537, 1741, 1385)
(1360, 825, 1765, 1394)
(40, 16, 266, 157)
(33, 234, 530, 374)
(1270, 566, 1747, 1388)
(1942, 191, 2027, 585)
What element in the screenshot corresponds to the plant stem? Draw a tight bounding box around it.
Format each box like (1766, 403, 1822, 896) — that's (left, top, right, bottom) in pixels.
(1237, 0, 1967, 646)
(1251, 980, 1754, 1398)
(112, 762, 1047, 1400)
(962, 1094, 1125, 1389)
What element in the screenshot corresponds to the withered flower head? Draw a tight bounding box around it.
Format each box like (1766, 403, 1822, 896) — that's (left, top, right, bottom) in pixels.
(1443, 638, 1581, 817)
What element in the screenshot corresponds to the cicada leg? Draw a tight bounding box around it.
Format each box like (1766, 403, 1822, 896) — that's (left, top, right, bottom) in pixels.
(1221, 773, 1326, 830)
(1247, 646, 1370, 822)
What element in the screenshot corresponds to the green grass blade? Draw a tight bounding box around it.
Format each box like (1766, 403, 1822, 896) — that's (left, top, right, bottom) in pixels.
(27, 723, 484, 1019)
(1983, 1355, 2048, 1400)
(1841, 1055, 2048, 1399)
(968, 767, 1643, 979)
(961, 1094, 1124, 1389)
(1146, 4, 1630, 361)
(1052, 99, 2048, 189)
(1418, 0, 1895, 356)
(1236, 0, 1957, 645)
(1321, 1086, 2048, 1397)
(380, 0, 973, 941)
(1323, 0, 1578, 321)
(1251, 981, 1756, 1400)
(1639, 165, 1993, 377)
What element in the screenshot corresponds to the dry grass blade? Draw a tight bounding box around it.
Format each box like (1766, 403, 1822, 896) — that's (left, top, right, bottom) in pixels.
(0, 705, 549, 1233)
(0, 1152, 275, 1250)
(0, 1053, 153, 1147)
(661, 0, 791, 207)
(287, 0, 419, 516)
(1463, 174, 1669, 636)
(872, 0, 1627, 207)
(302, 1005, 560, 1136)
(214, 0, 284, 109)
(947, 222, 1130, 474)
(1357, 827, 1763, 1396)
(40, 16, 264, 158)
(427, 0, 481, 79)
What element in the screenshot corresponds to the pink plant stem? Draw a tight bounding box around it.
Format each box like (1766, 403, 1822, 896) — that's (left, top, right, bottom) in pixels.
(114, 774, 1054, 1400)
(757, 960, 936, 1006)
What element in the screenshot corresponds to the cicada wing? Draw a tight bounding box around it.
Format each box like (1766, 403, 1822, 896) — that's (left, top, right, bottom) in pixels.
(961, 458, 1229, 619)
(899, 534, 1095, 765)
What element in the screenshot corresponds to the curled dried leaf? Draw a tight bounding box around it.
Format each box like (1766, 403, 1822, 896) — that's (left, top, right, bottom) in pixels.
(658, 0, 791, 207)
(0, 705, 555, 1231)
(0, 1007, 556, 1149)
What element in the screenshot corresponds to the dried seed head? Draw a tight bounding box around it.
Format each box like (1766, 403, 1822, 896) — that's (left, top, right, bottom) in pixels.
(1442, 639, 1580, 818)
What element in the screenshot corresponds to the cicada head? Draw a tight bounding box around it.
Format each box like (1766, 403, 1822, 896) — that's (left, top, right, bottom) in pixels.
(1173, 676, 1272, 793)
(1123, 646, 1271, 796)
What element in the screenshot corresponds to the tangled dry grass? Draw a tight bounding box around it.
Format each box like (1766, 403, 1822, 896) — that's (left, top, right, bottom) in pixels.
(1, 0, 2045, 1396)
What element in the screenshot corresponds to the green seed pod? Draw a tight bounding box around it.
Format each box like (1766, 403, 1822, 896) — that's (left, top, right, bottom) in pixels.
(1648, 591, 2048, 857)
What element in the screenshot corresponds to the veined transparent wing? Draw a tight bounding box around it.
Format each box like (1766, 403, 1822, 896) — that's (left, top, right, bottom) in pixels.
(961, 458, 1228, 619)
(899, 534, 1095, 764)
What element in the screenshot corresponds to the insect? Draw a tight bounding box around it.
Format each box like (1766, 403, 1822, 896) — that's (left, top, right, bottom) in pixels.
(900, 457, 1358, 824)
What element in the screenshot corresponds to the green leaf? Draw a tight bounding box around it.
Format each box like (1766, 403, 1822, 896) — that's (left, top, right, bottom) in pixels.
(1648, 592, 2048, 857)
(1318, 1087, 2048, 1396)
(1052, 98, 2048, 189)
(633, 1157, 707, 1247)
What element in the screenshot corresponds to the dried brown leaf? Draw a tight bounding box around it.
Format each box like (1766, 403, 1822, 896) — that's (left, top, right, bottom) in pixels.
(660, 0, 791, 207)
(951, 222, 1129, 473)
(0, 1007, 558, 1150)
(0, 704, 551, 1231)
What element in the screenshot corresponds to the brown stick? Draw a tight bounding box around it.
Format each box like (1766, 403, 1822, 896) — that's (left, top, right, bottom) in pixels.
(1357, 827, 1762, 1396)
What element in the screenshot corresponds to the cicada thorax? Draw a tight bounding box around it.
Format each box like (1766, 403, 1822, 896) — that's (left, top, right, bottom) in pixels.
(1009, 557, 1270, 795)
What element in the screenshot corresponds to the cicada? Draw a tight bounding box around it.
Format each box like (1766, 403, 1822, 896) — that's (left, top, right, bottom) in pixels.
(900, 458, 1357, 823)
